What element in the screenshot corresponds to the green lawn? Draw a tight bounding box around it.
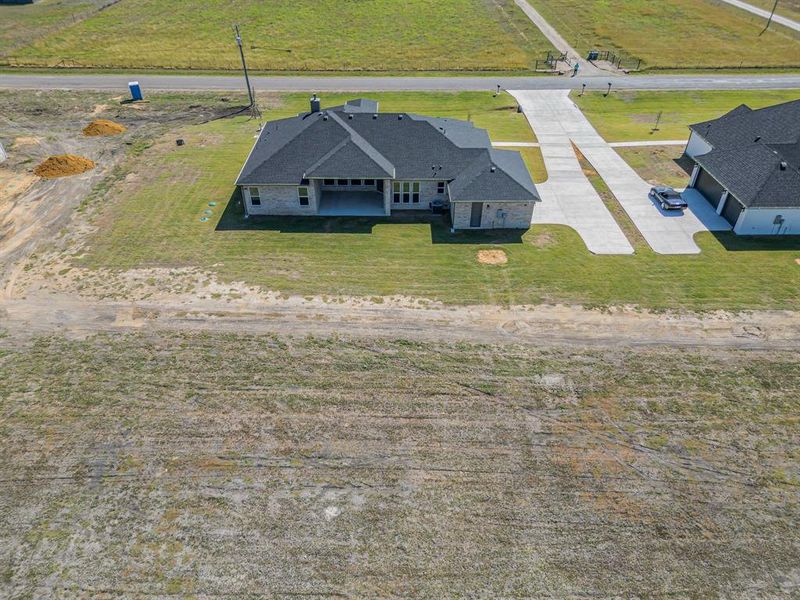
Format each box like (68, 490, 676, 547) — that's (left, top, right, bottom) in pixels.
(615, 146, 693, 189)
(72, 92, 800, 311)
(572, 89, 800, 142)
(4, 0, 553, 73)
(528, 0, 800, 69)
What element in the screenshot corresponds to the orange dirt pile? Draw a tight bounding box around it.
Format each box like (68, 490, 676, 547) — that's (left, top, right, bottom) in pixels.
(82, 119, 127, 136)
(477, 249, 508, 265)
(34, 155, 96, 179)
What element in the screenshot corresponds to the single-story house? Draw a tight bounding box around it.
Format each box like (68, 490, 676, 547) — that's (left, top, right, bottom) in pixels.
(236, 96, 540, 230)
(684, 99, 800, 235)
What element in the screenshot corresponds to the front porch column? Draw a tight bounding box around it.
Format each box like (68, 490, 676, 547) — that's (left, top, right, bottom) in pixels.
(383, 179, 392, 215)
(716, 190, 729, 215)
(689, 164, 700, 188)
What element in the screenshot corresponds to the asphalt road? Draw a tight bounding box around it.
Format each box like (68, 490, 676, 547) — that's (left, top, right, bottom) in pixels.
(2, 73, 800, 92)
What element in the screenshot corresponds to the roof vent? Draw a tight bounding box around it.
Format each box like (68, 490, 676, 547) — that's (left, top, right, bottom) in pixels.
(372, 114, 378, 119)
(348, 114, 353, 120)
(754, 135, 761, 142)
(322, 113, 328, 121)
(490, 166, 496, 173)
(398, 114, 403, 120)
(780, 161, 788, 170)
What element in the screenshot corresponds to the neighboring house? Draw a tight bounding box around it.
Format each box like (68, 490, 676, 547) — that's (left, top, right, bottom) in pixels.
(236, 96, 540, 230)
(684, 99, 800, 235)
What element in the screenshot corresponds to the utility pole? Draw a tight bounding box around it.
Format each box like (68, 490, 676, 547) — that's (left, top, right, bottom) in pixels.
(233, 24, 260, 119)
(761, 0, 780, 35)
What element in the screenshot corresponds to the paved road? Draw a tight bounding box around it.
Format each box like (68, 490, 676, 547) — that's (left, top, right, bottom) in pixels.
(2, 73, 800, 92)
(718, 0, 800, 32)
(510, 90, 634, 255)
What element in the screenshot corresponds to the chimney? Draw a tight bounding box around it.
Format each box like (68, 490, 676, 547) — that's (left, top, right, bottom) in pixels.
(310, 94, 321, 113)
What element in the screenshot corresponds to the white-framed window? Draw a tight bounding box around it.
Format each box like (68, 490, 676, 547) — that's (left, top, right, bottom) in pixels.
(249, 186, 261, 206)
(437, 181, 445, 194)
(298, 186, 309, 206)
(393, 181, 401, 203)
(323, 179, 334, 185)
(351, 179, 362, 186)
(365, 179, 375, 186)
(402, 182, 410, 203)
(412, 182, 420, 203)
(337, 179, 348, 186)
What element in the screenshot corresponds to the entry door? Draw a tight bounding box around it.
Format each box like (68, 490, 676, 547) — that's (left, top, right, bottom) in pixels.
(470, 202, 483, 228)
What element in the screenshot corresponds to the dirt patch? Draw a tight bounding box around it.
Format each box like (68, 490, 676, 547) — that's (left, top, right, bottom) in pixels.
(0, 169, 37, 202)
(91, 104, 109, 116)
(796, 258, 800, 265)
(83, 119, 127, 137)
(34, 155, 96, 179)
(529, 230, 556, 248)
(477, 249, 508, 265)
(13, 136, 40, 148)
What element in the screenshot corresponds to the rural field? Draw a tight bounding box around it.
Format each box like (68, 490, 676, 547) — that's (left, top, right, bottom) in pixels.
(1, 0, 553, 73)
(3, 89, 799, 311)
(0, 330, 798, 597)
(0, 0, 108, 58)
(528, 0, 800, 70)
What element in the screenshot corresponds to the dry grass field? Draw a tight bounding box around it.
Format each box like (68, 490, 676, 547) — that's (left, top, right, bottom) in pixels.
(3, 0, 553, 73)
(528, 0, 800, 70)
(0, 331, 798, 597)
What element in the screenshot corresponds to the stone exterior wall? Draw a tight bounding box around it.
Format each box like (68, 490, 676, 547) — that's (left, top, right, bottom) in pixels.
(451, 201, 534, 230)
(389, 180, 447, 210)
(242, 184, 318, 216)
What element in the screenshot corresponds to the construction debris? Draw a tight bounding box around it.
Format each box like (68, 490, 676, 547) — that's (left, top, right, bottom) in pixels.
(34, 155, 96, 178)
(83, 119, 127, 137)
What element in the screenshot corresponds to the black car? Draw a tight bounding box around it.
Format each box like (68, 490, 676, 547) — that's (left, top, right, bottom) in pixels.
(649, 186, 688, 211)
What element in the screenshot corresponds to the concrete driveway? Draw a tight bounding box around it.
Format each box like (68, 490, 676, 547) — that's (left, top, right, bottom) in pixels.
(510, 91, 634, 254)
(511, 90, 730, 254)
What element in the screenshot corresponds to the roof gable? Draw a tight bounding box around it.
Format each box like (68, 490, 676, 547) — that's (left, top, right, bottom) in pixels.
(688, 98, 800, 207)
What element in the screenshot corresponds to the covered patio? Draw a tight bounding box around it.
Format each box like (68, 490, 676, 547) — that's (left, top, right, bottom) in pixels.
(318, 190, 386, 216)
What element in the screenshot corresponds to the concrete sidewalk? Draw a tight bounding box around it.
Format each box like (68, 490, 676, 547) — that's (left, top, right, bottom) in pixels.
(520, 90, 730, 254)
(718, 0, 800, 32)
(510, 91, 634, 255)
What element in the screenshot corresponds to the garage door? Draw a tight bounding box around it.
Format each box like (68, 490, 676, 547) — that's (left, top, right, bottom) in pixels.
(722, 195, 744, 227)
(694, 168, 725, 210)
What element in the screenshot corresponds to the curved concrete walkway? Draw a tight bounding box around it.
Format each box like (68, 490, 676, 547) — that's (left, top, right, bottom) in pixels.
(510, 90, 634, 255)
(512, 90, 730, 254)
(718, 0, 800, 32)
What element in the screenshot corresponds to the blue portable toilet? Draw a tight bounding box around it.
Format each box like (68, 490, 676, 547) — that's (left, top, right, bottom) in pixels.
(128, 81, 143, 101)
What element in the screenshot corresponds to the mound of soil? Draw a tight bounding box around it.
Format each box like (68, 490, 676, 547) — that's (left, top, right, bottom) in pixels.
(34, 155, 96, 179)
(83, 119, 127, 136)
(477, 249, 508, 265)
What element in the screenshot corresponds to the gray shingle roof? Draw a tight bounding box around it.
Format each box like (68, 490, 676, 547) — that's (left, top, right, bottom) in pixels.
(236, 99, 539, 204)
(689, 99, 800, 208)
